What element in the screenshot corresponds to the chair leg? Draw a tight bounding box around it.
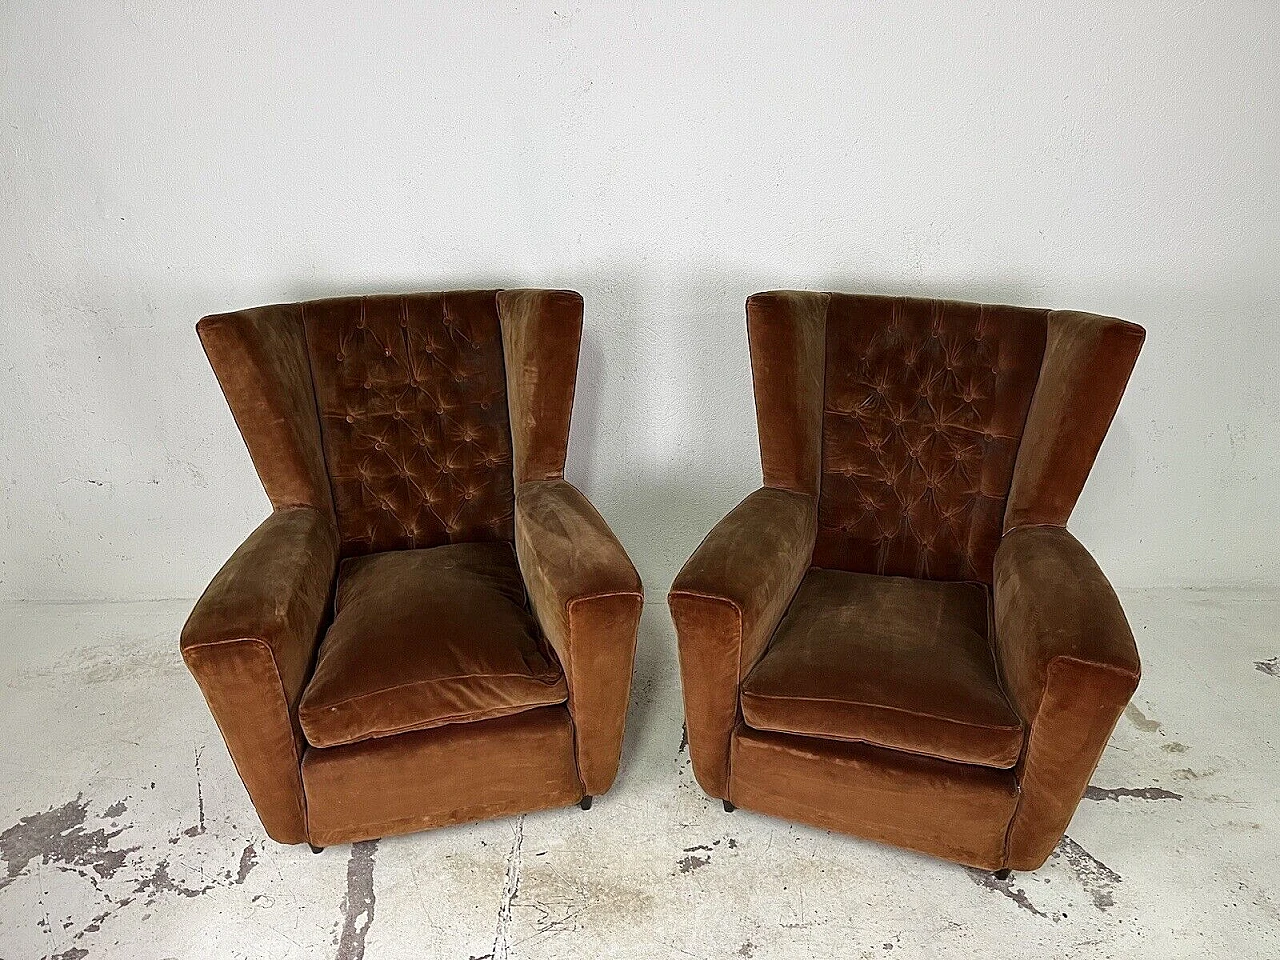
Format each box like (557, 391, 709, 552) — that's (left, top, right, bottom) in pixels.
(308, 843, 324, 854)
(993, 868, 1012, 880)
(723, 800, 735, 813)
(579, 795, 593, 811)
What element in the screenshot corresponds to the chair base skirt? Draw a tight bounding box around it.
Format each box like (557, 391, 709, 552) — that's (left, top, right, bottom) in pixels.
(728, 724, 1018, 871)
(302, 706, 582, 847)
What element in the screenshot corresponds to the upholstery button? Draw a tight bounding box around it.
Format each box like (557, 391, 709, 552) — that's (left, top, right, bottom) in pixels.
(464, 492, 474, 500)
(346, 415, 354, 423)
(385, 348, 393, 357)
(436, 407, 444, 415)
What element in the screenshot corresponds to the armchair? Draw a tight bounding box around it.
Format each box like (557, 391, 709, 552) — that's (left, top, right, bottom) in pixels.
(182, 289, 642, 848)
(670, 291, 1143, 871)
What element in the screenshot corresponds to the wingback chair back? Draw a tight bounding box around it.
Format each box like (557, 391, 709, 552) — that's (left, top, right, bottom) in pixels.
(671, 290, 1144, 872)
(747, 292, 1144, 580)
(186, 288, 642, 849)
(198, 289, 581, 557)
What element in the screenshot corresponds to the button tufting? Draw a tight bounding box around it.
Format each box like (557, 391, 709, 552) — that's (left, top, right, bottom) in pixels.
(305, 293, 516, 554)
(816, 295, 1044, 581)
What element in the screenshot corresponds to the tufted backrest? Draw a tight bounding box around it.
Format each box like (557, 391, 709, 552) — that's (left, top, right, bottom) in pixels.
(815, 295, 1046, 581)
(200, 289, 585, 561)
(302, 291, 515, 556)
(748, 291, 1143, 585)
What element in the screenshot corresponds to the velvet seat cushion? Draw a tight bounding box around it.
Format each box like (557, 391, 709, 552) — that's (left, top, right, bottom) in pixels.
(299, 542, 568, 748)
(740, 568, 1024, 769)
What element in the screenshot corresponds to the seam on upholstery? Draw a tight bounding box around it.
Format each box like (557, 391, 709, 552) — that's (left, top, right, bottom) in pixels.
(820, 410, 1021, 443)
(1000, 521, 1068, 538)
(566, 588, 644, 613)
(815, 292, 830, 513)
(560, 698, 588, 796)
(737, 720, 1021, 769)
(739, 690, 1023, 736)
(557, 294, 581, 482)
(555, 570, 591, 786)
(302, 671, 569, 715)
(982, 582, 1021, 728)
(299, 300, 341, 530)
(304, 697, 569, 748)
(739, 722, 1020, 771)
(1000, 309, 1053, 535)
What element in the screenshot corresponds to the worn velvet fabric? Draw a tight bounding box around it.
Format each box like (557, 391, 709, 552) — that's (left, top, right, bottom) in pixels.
(730, 725, 1019, 870)
(671, 291, 1144, 870)
(515, 478, 643, 795)
(993, 525, 1140, 869)
(741, 569, 1024, 769)
(669, 487, 816, 798)
(817, 295, 1047, 581)
(298, 542, 567, 748)
(185, 289, 641, 846)
(303, 707, 581, 847)
(302, 291, 515, 556)
(181, 506, 337, 844)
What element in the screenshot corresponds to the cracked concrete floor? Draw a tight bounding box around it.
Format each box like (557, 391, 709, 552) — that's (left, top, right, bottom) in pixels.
(0, 589, 1277, 959)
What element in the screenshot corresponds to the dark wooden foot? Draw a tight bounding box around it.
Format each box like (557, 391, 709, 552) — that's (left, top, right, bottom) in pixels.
(723, 800, 735, 813)
(579, 795, 593, 811)
(308, 843, 324, 854)
(993, 868, 1012, 880)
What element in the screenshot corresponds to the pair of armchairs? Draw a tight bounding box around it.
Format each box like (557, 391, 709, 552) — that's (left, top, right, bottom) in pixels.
(183, 287, 1142, 873)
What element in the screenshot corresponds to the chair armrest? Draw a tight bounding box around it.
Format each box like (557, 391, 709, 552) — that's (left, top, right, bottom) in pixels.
(993, 524, 1140, 869)
(514, 479, 643, 795)
(668, 487, 817, 798)
(181, 506, 338, 844)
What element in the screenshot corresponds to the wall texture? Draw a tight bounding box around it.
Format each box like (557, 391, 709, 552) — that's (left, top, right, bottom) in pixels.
(1, 1, 1277, 601)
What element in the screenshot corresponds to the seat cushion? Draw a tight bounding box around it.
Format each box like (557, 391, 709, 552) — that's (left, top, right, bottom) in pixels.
(740, 568, 1024, 768)
(299, 542, 567, 748)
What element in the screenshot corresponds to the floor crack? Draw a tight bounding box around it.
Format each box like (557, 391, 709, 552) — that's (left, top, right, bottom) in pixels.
(489, 815, 525, 960)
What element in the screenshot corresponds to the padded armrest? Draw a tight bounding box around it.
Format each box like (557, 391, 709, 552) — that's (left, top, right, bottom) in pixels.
(514, 479, 643, 795)
(992, 524, 1140, 869)
(668, 486, 817, 798)
(181, 506, 338, 843)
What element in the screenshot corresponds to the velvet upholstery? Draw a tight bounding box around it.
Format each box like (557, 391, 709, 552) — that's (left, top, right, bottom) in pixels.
(741, 569, 1024, 769)
(515, 478, 643, 795)
(185, 289, 641, 847)
(669, 487, 817, 798)
(298, 542, 567, 748)
(817, 295, 1046, 580)
(731, 725, 1019, 870)
(671, 290, 1143, 870)
(303, 707, 581, 847)
(993, 525, 1140, 869)
(181, 506, 338, 844)
(303, 291, 515, 556)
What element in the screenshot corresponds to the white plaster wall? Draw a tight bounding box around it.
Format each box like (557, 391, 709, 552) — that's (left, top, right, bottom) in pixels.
(1, 1, 1277, 601)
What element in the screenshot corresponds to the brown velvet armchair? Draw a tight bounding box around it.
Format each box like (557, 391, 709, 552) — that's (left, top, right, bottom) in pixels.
(182, 289, 642, 849)
(670, 292, 1144, 872)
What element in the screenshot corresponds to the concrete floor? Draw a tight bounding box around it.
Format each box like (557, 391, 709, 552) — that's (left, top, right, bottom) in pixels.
(0, 589, 1276, 959)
